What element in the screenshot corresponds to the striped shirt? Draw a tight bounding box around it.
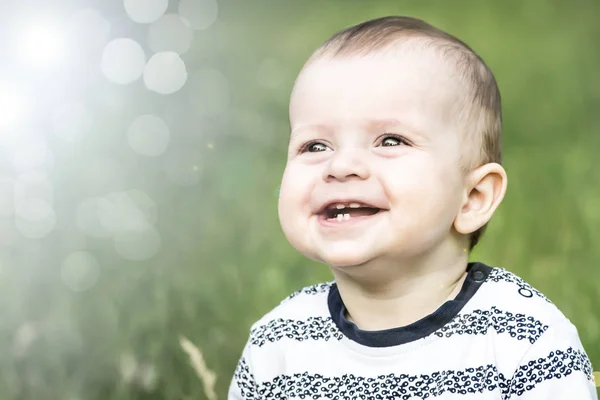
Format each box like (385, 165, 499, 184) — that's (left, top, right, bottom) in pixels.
(229, 262, 597, 399)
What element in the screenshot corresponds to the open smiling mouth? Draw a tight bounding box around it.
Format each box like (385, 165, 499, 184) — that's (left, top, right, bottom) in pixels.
(318, 204, 383, 226)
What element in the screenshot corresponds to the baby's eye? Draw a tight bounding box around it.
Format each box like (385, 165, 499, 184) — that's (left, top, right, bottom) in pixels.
(380, 134, 408, 147)
(301, 141, 330, 153)
(299, 134, 408, 153)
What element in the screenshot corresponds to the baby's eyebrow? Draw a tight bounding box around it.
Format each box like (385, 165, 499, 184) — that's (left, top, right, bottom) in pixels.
(365, 118, 404, 130)
(290, 118, 422, 139)
(365, 117, 427, 139)
(290, 123, 332, 140)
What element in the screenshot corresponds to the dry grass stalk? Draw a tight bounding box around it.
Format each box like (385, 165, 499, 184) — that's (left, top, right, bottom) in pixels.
(179, 335, 218, 400)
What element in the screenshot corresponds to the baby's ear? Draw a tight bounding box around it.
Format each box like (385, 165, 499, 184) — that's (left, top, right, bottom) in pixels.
(454, 163, 507, 235)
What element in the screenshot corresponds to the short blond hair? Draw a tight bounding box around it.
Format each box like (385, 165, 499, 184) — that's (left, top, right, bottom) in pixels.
(311, 16, 502, 250)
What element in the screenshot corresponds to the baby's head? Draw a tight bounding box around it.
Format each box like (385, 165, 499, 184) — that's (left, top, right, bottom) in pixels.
(278, 16, 507, 270)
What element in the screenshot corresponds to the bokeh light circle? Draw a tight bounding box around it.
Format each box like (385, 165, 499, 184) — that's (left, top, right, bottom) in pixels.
(76, 197, 113, 238)
(127, 114, 171, 156)
(148, 14, 193, 54)
(61, 251, 101, 292)
(124, 0, 168, 23)
(98, 192, 149, 234)
(126, 190, 158, 226)
(178, 0, 218, 30)
(101, 38, 146, 84)
(14, 173, 54, 206)
(143, 52, 188, 94)
(15, 198, 57, 239)
(77, 190, 158, 240)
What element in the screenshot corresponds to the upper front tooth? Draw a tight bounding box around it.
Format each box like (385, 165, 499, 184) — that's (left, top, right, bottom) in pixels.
(335, 204, 345, 209)
(349, 203, 361, 208)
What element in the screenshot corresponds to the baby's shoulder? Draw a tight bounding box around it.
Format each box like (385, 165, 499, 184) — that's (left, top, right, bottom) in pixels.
(477, 266, 569, 326)
(248, 281, 336, 344)
(255, 281, 334, 325)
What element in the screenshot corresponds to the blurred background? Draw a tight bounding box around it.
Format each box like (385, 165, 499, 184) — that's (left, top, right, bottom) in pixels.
(0, 0, 598, 398)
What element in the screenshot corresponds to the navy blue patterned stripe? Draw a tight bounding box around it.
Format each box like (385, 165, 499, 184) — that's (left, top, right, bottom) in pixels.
(487, 268, 552, 303)
(505, 347, 594, 398)
(250, 316, 344, 347)
(249, 308, 547, 347)
(281, 282, 334, 304)
(253, 365, 509, 399)
(234, 348, 593, 399)
(435, 306, 549, 344)
(233, 357, 257, 399)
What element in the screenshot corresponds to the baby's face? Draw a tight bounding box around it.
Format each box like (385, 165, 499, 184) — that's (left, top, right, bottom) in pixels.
(279, 49, 469, 268)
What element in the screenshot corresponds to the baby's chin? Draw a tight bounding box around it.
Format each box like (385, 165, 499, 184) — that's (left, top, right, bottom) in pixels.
(310, 242, 382, 269)
(283, 234, 371, 268)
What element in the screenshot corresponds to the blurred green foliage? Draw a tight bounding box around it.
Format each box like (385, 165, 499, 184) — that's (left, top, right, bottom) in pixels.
(0, 0, 598, 398)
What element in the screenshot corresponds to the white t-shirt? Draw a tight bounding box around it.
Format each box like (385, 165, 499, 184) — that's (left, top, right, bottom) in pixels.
(229, 262, 597, 399)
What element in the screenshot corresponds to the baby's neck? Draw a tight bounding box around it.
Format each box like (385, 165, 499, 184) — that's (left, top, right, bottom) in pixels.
(333, 255, 469, 332)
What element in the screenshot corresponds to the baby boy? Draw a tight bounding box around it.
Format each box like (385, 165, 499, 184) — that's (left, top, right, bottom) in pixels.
(229, 16, 597, 399)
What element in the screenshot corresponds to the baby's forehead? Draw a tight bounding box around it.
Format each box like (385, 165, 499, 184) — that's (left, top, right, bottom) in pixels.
(301, 45, 469, 107)
(293, 50, 468, 123)
(314, 37, 465, 81)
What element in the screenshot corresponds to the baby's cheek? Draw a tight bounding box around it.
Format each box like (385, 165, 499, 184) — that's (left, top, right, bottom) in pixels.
(280, 169, 303, 202)
(278, 167, 311, 223)
(389, 166, 459, 218)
